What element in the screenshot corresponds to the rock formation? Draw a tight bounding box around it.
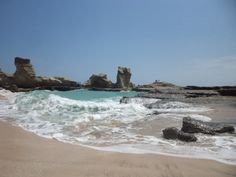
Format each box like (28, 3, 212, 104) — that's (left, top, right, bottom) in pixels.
(181, 117, 235, 135)
(162, 127, 197, 142)
(0, 70, 17, 91)
(86, 73, 112, 88)
(185, 86, 236, 96)
(162, 117, 234, 142)
(0, 57, 77, 91)
(116, 67, 131, 89)
(218, 88, 236, 96)
(14, 57, 36, 88)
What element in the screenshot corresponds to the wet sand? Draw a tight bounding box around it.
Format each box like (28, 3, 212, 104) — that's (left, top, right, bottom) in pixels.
(0, 120, 235, 177)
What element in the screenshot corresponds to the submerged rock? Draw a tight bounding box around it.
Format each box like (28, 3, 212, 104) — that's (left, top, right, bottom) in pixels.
(162, 127, 197, 142)
(181, 117, 235, 135)
(116, 66, 132, 89)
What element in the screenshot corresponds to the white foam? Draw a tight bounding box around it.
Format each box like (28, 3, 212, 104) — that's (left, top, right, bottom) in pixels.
(123, 97, 160, 104)
(153, 101, 211, 113)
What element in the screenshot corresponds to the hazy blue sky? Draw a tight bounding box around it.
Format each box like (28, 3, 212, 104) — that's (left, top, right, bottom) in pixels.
(0, 0, 236, 86)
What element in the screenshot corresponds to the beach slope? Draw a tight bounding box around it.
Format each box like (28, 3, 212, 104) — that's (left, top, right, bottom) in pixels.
(0, 121, 235, 177)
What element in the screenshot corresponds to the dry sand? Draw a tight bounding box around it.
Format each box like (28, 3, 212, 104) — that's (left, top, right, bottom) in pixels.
(0, 121, 235, 177)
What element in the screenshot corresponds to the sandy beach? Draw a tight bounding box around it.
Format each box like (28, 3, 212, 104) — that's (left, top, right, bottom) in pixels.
(0, 120, 235, 177)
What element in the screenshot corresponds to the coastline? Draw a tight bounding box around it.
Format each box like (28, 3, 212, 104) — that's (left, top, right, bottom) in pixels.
(0, 120, 235, 177)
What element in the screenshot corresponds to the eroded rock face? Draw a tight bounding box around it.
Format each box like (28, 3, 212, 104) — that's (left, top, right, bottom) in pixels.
(14, 57, 36, 88)
(162, 127, 197, 142)
(54, 77, 77, 86)
(181, 117, 235, 135)
(116, 67, 131, 89)
(0, 71, 18, 91)
(0, 57, 78, 91)
(35, 76, 62, 86)
(86, 74, 112, 88)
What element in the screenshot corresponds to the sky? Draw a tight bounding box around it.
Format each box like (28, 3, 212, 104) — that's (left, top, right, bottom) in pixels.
(0, 0, 236, 86)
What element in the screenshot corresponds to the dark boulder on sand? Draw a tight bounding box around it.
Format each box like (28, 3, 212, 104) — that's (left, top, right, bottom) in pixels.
(181, 117, 235, 135)
(162, 127, 197, 142)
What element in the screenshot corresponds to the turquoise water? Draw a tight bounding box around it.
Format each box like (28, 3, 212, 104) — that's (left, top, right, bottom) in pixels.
(52, 89, 137, 101)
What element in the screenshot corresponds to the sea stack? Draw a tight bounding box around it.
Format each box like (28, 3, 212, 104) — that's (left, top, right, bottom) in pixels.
(14, 57, 36, 88)
(116, 66, 132, 89)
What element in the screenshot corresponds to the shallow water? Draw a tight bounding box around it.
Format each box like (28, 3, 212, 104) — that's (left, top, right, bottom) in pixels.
(0, 89, 235, 165)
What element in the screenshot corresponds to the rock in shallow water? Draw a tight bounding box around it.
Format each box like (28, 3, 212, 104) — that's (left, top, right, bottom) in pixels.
(181, 117, 235, 135)
(162, 127, 197, 142)
(162, 127, 179, 139)
(177, 131, 197, 142)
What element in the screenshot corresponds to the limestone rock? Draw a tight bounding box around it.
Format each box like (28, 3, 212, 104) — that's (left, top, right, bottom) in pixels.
(181, 117, 235, 135)
(0, 70, 18, 91)
(54, 77, 77, 86)
(86, 73, 112, 88)
(35, 76, 62, 86)
(116, 67, 131, 89)
(14, 57, 36, 88)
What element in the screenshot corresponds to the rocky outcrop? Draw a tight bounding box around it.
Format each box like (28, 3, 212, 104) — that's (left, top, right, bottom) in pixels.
(54, 77, 77, 86)
(185, 86, 236, 97)
(218, 88, 236, 96)
(86, 74, 112, 88)
(116, 67, 132, 89)
(0, 70, 18, 91)
(134, 81, 179, 92)
(1, 57, 78, 91)
(181, 117, 235, 135)
(162, 127, 197, 142)
(35, 76, 62, 86)
(34, 76, 77, 90)
(163, 117, 235, 142)
(14, 57, 36, 88)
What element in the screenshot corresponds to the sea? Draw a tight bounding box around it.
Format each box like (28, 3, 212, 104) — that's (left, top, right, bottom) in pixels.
(0, 89, 235, 165)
